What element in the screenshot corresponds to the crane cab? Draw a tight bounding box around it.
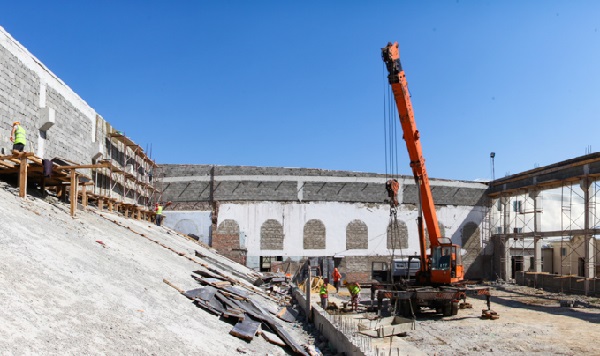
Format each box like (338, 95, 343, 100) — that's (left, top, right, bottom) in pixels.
(430, 242, 464, 285)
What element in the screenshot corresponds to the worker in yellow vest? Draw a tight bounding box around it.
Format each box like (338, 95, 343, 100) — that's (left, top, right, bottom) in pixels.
(319, 278, 329, 309)
(155, 201, 172, 226)
(347, 282, 361, 312)
(10, 121, 26, 153)
(155, 203, 164, 226)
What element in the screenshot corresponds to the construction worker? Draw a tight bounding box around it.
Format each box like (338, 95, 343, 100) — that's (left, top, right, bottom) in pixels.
(10, 121, 26, 153)
(155, 201, 171, 226)
(332, 267, 342, 293)
(319, 278, 329, 310)
(348, 282, 361, 312)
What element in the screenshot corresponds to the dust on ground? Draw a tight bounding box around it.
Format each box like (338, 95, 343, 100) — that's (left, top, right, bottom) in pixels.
(0, 182, 317, 355)
(375, 284, 600, 355)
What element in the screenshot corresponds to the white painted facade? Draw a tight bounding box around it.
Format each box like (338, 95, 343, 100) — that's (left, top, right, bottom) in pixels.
(217, 201, 486, 259)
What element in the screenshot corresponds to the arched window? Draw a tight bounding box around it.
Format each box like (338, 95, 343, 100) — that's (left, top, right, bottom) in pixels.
(387, 220, 408, 249)
(303, 219, 326, 249)
(261, 219, 284, 250)
(346, 220, 368, 249)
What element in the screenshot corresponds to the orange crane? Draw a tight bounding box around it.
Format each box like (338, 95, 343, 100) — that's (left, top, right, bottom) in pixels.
(381, 42, 463, 286)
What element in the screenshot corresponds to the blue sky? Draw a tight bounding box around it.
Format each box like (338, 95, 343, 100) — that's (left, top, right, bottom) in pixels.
(2, 1, 600, 181)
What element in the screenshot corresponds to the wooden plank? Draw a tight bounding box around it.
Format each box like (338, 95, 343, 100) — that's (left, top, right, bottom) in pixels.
(276, 307, 300, 323)
(81, 184, 88, 207)
(70, 170, 78, 217)
(232, 299, 308, 355)
(222, 308, 246, 321)
(230, 317, 261, 341)
(18, 156, 27, 198)
(260, 329, 286, 346)
(54, 162, 110, 170)
(193, 299, 222, 316)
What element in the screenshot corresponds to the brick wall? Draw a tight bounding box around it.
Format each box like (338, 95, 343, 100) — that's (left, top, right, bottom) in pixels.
(212, 219, 245, 265)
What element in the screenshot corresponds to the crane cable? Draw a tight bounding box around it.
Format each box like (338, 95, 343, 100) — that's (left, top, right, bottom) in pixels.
(383, 62, 405, 281)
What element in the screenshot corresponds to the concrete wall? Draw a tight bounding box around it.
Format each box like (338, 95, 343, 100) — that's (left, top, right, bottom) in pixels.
(0, 26, 156, 206)
(162, 210, 211, 245)
(0, 26, 96, 164)
(160, 164, 490, 279)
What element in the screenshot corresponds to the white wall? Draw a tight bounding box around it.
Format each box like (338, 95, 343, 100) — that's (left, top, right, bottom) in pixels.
(162, 211, 212, 245)
(216, 201, 484, 259)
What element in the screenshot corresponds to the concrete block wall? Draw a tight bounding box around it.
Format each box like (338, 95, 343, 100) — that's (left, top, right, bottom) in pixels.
(0, 26, 155, 205)
(0, 27, 96, 163)
(160, 164, 489, 206)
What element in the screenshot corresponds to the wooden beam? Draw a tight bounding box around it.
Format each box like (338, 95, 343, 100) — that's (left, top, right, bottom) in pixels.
(18, 156, 27, 198)
(81, 184, 88, 207)
(0, 152, 35, 160)
(70, 170, 78, 217)
(0, 166, 43, 175)
(98, 198, 104, 211)
(55, 162, 110, 170)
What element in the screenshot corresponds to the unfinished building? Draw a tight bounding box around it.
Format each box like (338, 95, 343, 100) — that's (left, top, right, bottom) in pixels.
(489, 152, 600, 295)
(2, 23, 598, 298)
(0, 26, 159, 216)
(158, 164, 490, 282)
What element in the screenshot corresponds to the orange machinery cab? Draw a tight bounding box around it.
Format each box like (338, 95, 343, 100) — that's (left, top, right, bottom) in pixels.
(430, 238, 464, 285)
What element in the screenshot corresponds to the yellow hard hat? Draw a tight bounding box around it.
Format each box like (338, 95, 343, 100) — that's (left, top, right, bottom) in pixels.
(13, 121, 20, 126)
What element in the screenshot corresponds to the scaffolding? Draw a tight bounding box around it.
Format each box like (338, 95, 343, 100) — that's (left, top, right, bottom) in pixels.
(488, 168, 600, 295)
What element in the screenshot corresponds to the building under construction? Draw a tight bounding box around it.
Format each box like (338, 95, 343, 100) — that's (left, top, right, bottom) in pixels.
(0, 24, 599, 355)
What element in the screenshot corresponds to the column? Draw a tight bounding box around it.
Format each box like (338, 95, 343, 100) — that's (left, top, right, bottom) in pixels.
(530, 189, 542, 273)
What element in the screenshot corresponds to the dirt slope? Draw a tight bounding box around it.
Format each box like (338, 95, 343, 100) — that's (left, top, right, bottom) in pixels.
(0, 182, 310, 355)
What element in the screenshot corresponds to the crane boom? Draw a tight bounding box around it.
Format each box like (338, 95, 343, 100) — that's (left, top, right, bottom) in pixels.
(381, 42, 441, 249)
(382, 42, 463, 285)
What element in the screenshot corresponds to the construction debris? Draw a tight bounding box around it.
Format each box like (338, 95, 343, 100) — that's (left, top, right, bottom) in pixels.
(169, 269, 309, 355)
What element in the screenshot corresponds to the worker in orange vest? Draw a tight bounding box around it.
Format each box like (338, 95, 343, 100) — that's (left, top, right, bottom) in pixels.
(332, 267, 342, 293)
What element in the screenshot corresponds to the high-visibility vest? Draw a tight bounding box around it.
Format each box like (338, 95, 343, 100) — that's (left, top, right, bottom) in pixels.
(156, 206, 163, 215)
(350, 285, 361, 295)
(14, 125, 26, 145)
(319, 285, 328, 297)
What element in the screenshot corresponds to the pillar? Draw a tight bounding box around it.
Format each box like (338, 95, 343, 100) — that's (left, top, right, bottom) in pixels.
(580, 176, 595, 294)
(529, 189, 542, 273)
(502, 196, 512, 280)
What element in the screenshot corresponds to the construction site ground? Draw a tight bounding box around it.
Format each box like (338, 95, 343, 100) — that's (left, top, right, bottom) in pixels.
(2, 176, 600, 355)
(0, 181, 318, 355)
(318, 282, 600, 355)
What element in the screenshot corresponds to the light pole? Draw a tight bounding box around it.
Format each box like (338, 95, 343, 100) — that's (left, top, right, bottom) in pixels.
(490, 152, 496, 181)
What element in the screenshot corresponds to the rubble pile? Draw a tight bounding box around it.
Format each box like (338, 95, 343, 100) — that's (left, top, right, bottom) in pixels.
(177, 264, 314, 355)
